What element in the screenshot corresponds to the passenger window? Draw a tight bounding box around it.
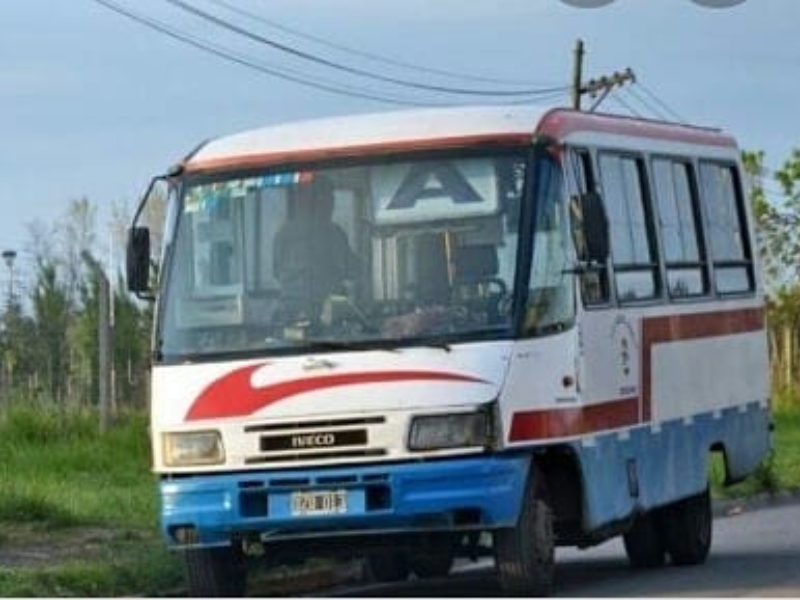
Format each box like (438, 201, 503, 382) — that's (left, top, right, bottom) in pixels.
(652, 159, 708, 298)
(598, 153, 659, 303)
(698, 162, 754, 294)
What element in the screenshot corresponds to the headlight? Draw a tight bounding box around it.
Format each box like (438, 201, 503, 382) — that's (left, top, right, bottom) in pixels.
(408, 411, 492, 451)
(163, 430, 225, 467)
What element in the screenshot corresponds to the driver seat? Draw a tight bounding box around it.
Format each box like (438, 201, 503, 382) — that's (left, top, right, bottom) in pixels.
(452, 244, 499, 287)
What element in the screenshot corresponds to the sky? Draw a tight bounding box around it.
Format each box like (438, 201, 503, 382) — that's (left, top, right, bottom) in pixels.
(1, 0, 798, 285)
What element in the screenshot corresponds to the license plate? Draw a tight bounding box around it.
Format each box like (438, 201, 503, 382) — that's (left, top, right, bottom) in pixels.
(291, 490, 348, 516)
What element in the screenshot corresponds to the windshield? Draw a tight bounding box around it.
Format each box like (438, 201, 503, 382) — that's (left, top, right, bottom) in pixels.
(158, 151, 527, 358)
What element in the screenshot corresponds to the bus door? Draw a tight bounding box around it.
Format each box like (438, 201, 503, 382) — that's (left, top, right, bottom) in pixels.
(566, 147, 645, 429)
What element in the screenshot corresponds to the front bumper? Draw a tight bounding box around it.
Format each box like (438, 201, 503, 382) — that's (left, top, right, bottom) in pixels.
(160, 454, 529, 548)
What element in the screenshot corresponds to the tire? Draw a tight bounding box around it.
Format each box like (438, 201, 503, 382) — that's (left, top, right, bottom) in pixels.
(184, 546, 247, 597)
(494, 470, 555, 596)
(623, 511, 667, 568)
(409, 534, 455, 579)
(366, 552, 411, 583)
(660, 487, 713, 566)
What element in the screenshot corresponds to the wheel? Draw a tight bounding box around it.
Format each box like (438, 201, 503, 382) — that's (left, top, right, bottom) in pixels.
(366, 552, 411, 582)
(409, 534, 455, 579)
(623, 511, 667, 568)
(660, 487, 713, 566)
(494, 470, 555, 596)
(183, 546, 247, 597)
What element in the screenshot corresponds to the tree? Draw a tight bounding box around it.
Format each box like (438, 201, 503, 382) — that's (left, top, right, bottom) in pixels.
(113, 276, 150, 409)
(0, 297, 37, 401)
(31, 260, 71, 405)
(110, 198, 156, 409)
(58, 197, 97, 307)
(744, 148, 800, 406)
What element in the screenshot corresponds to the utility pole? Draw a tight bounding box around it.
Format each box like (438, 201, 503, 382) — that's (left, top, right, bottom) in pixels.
(570, 39, 636, 112)
(571, 39, 585, 110)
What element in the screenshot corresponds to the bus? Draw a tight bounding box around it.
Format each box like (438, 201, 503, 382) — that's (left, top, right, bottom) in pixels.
(126, 105, 771, 596)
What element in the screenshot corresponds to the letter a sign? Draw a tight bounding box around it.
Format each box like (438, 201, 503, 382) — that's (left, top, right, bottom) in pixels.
(371, 159, 499, 225)
(386, 162, 483, 210)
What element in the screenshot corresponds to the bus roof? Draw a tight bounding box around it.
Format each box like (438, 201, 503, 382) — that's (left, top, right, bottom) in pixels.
(183, 105, 737, 174)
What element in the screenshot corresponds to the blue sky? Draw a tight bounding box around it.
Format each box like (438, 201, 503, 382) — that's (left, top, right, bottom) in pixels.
(1, 0, 797, 277)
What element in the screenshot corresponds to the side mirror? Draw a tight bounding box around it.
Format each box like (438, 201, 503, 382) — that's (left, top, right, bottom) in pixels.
(574, 191, 609, 264)
(126, 226, 151, 294)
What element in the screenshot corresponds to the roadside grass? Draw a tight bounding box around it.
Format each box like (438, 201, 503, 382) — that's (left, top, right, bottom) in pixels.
(0, 528, 182, 597)
(712, 406, 800, 498)
(0, 403, 155, 528)
(0, 403, 183, 596)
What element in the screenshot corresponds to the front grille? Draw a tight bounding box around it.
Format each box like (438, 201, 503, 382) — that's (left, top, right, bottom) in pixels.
(245, 449, 385, 465)
(244, 416, 388, 465)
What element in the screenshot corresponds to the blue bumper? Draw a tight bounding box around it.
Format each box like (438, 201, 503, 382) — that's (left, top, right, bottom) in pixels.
(160, 455, 529, 548)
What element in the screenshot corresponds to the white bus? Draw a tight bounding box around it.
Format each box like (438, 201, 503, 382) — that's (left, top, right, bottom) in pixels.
(127, 105, 771, 596)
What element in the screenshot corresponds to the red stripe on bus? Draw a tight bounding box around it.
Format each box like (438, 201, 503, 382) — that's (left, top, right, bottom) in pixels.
(184, 133, 533, 174)
(640, 307, 765, 421)
(509, 396, 639, 441)
(185, 366, 488, 421)
(509, 307, 764, 442)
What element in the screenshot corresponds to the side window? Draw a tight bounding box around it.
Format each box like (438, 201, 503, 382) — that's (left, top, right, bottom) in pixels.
(566, 148, 610, 306)
(651, 158, 708, 298)
(698, 162, 754, 294)
(598, 153, 660, 303)
(525, 157, 575, 335)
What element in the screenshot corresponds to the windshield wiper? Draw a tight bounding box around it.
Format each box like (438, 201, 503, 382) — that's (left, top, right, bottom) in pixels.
(285, 338, 399, 353)
(418, 340, 452, 352)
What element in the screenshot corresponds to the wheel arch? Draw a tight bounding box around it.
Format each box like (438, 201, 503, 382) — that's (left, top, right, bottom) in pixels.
(709, 440, 733, 486)
(531, 445, 586, 544)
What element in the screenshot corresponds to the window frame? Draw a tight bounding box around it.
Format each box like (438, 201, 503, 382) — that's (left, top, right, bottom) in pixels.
(596, 150, 662, 306)
(649, 155, 711, 300)
(697, 160, 755, 296)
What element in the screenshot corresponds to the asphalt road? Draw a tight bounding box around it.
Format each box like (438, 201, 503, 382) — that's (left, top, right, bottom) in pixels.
(326, 497, 800, 597)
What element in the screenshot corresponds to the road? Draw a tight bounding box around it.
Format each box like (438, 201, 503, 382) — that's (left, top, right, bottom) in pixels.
(324, 497, 800, 597)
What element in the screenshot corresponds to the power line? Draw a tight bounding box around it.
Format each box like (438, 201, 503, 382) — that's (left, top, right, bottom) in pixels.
(207, 0, 555, 88)
(609, 90, 642, 118)
(622, 85, 671, 121)
(633, 80, 687, 124)
(165, 0, 568, 98)
(503, 89, 570, 106)
(91, 0, 445, 107)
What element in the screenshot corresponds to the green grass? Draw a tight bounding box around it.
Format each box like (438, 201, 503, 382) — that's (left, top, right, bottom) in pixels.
(769, 408, 800, 488)
(712, 407, 800, 498)
(0, 530, 182, 597)
(0, 404, 156, 529)
(0, 403, 182, 597)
